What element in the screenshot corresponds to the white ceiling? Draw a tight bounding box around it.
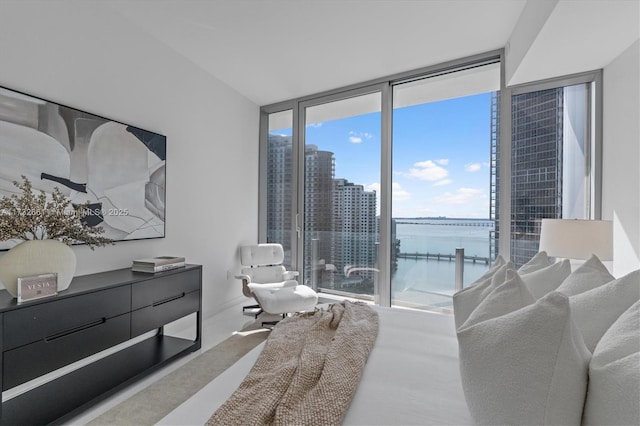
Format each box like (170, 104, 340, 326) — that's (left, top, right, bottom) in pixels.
(105, 0, 526, 106)
(508, 0, 640, 85)
(104, 0, 639, 106)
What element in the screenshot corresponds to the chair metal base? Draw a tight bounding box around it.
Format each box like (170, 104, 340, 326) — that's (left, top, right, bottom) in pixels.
(261, 313, 287, 328)
(242, 304, 263, 319)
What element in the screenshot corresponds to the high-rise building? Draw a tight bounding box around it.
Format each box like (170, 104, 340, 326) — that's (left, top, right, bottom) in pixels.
(267, 140, 379, 291)
(332, 178, 378, 288)
(489, 92, 500, 262)
(303, 144, 335, 286)
(491, 88, 564, 267)
(267, 134, 293, 266)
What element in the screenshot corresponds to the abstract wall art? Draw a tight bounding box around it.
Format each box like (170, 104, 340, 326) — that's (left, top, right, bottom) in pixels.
(0, 86, 166, 250)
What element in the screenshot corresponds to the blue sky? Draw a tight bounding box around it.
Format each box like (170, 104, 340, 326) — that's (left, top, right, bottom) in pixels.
(391, 93, 492, 218)
(275, 92, 493, 219)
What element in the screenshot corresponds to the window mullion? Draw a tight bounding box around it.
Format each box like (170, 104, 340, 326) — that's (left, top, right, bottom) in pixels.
(377, 82, 392, 307)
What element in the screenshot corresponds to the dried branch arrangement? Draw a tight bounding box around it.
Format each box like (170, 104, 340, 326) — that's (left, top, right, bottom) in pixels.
(0, 176, 113, 250)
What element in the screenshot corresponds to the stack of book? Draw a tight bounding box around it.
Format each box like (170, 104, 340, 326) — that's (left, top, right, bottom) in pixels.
(132, 256, 186, 273)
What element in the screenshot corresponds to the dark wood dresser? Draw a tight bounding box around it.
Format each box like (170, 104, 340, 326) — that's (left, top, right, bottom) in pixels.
(0, 264, 202, 425)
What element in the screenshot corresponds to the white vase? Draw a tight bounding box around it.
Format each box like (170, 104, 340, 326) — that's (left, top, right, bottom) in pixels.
(0, 240, 77, 298)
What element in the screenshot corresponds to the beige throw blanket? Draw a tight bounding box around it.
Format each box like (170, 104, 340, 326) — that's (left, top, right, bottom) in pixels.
(206, 301, 379, 426)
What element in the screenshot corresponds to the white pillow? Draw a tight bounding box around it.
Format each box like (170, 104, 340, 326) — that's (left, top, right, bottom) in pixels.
(452, 260, 513, 329)
(475, 255, 506, 282)
(457, 291, 590, 425)
(461, 269, 534, 328)
(569, 269, 640, 352)
(557, 254, 614, 296)
(583, 300, 640, 425)
(520, 259, 571, 299)
(518, 251, 552, 275)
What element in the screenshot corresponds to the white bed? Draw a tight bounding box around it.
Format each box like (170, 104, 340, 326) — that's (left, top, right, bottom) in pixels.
(158, 306, 471, 425)
(158, 255, 640, 425)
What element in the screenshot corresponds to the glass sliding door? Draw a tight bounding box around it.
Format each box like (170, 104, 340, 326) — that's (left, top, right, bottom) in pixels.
(391, 63, 500, 311)
(265, 109, 295, 269)
(302, 92, 381, 298)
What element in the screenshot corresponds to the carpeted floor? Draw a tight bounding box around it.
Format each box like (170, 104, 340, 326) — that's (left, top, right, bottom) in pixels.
(87, 316, 276, 426)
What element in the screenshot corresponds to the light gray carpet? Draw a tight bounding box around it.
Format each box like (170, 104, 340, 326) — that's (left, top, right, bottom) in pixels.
(87, 317, 275, 426)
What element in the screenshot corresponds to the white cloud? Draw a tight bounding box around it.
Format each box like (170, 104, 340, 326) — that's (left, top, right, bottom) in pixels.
(392, 183, 411, 201)
(465, 163, 482, 172)
(307, 122, 323, 128)
(349, 131, 373, 144)
(405, 160, 449, 181)
(365, 183, 379, 192)
(365, 182, 411, 201)
(435, 159, 449, 166)
(433, 187, 485, 205)
(433, 179, 453, 187)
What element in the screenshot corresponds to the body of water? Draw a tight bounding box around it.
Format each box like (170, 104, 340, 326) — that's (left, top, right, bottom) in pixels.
(392, 218, 495, 305)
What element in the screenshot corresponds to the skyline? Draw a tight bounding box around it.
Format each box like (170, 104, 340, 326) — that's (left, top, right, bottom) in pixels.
(273, 91, 494, 219)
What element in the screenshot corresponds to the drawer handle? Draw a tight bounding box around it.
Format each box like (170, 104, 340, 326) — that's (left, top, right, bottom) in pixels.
(152, 292, 186, 307)
(45, 318, 107, 342)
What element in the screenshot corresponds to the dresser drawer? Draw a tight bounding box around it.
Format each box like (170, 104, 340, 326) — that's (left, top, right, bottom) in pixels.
(131, 268, 200, 310)
(3, 285, 131, 351)
(2, 313, 131, 390)
(131, 290, 200, 337)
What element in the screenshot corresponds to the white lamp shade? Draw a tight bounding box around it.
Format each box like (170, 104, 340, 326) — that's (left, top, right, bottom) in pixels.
(539, 219, 613, 261)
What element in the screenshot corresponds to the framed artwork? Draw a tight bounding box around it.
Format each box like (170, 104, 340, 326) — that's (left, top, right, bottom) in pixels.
(0, 86, 166, 250)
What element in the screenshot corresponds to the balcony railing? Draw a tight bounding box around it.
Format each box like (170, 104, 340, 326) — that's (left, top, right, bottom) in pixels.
(268, 227, 493, 313)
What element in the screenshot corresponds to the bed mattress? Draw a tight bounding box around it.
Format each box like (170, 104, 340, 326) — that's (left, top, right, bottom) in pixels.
(158, 306, 471, 425)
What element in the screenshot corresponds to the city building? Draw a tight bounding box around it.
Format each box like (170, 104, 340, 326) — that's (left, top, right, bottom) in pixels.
(491, 88, 565, 267)
(303, 144, 335, 287)
(510, 88, 564, 267)
(266, 134, 293, 265)
(332, 178, 378, 291)
(269, 143, 379, 292)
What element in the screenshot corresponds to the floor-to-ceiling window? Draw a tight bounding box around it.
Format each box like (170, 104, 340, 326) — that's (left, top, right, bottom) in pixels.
(259, 52, 601, 311)
(301, 91, 381, 298)
(497, 75, 600, 268)
(390, 63, 500, 311)
(264, 109, 294, 269)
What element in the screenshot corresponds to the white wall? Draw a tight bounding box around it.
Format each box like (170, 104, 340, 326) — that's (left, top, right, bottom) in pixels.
(505, 0, 557, 85)
(602, 40, 640, 276)
(507, 1, 639, 86)
(0, 1, 259, 318)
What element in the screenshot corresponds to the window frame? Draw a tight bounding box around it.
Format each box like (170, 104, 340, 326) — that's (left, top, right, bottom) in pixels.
(500, 70, 603, 260)
(259, 50, 603, 307)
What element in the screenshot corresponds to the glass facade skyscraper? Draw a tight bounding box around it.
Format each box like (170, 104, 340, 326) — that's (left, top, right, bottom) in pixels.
(510, 88, 564, 266)
(491, 88, 565, 267)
